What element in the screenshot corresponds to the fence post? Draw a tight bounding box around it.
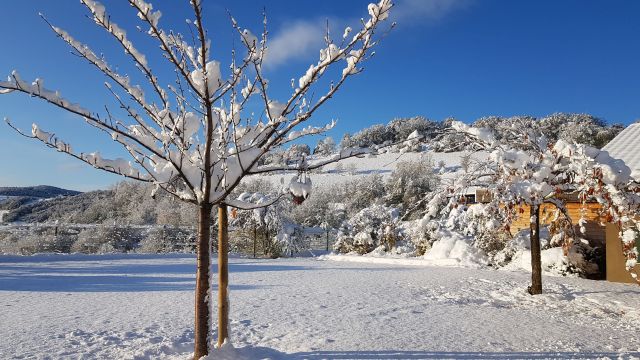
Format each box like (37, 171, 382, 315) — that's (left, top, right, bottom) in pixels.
(253, 225, 257, 258)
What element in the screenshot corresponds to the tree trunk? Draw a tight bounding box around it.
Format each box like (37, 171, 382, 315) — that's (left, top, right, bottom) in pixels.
(529, 204, 543, 295)
(217, 204, 230, 348)
(194, 203, 212, 359)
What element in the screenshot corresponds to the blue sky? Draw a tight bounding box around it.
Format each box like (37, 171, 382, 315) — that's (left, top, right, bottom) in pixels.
(1, 0, 639, 191)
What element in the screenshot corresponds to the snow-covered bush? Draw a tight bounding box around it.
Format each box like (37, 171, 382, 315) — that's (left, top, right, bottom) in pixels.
(423, 229, 488, 267)
(273, 223, 306, 257)
(400, 219, 435, 255)
(385, 156, 439, 218)
(386, 116, 439, 143)
(431, 118, 484, 152)
(539, 113, 622, 149)
(285, 144, 311, 163)
(0, 231, 23, 255)
(343, 174, 386, 213)
(290, 188, 345, 229)
(349, 124, 394, 148)
(333, 204, 400, 254)
(448, 203, 510, 261)
(257, 148, 286, 167)
(313, 137, 336, 156)
(414, 196, 510, 264)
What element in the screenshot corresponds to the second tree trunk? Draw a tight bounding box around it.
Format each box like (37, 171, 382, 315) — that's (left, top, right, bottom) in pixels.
(217, 204, 230, 347)
(529, 204, 543, 295)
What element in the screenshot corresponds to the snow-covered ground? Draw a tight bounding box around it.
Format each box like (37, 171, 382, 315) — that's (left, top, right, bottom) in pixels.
(1, 254, 640, 359)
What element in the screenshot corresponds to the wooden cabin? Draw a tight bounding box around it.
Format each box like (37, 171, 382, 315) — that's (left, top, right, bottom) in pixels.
(601, 123, 640, 283)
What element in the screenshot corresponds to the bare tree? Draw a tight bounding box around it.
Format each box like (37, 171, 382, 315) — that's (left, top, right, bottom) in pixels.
(0, 0, 393, 357)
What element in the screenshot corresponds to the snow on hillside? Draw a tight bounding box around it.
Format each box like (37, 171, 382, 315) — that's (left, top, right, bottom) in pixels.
(253, 151, 486, 189)
(1, 254, 639, 359)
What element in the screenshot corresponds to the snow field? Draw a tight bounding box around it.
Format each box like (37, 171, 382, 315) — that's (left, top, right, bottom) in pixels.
(1, 254, 640, 359)
(255, 151, 482, 189)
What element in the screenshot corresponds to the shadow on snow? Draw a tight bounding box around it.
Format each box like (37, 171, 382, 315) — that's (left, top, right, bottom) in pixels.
(288, 351, 640, 359)
(0, 254, 309, 292)
(213, 347, 640, 360)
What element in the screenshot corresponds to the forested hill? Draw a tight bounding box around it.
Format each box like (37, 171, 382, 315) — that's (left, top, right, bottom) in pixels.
(0, 182, 195, 226)
(0, 186, 81, 198)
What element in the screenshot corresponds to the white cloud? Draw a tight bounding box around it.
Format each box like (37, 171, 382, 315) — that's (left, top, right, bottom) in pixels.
(264, 0, 471, 69)
(263, 20, 326, 69)
(392, 0, 472, 24)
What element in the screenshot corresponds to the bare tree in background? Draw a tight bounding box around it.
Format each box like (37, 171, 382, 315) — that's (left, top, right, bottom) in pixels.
(0, 0, 393, 357)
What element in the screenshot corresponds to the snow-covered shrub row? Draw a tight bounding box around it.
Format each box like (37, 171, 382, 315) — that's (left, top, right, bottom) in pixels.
(72, 226, 143, 253)
(384, 200, 605, 275)
(442, 113, 622, 151)
(0, 226, 77, 255)
(0, 225, 195, 255)
(336, 113, 622, 153)
(229, 157, 440, 257)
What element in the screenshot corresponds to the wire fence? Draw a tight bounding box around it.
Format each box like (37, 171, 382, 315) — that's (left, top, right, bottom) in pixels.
(0, 222, 337, 256)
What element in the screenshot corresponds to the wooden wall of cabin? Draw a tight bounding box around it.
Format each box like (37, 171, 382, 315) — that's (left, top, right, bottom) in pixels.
(509, 202, 606, 247)
(605, 223, 640, 283)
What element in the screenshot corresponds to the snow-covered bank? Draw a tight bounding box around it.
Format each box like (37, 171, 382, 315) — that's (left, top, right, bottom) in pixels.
(1, 254, 640, 359)
(320, 253, 461, 267)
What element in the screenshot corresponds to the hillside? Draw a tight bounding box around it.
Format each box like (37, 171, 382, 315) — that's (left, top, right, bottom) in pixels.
(0, 186, 84, 223)
(0, 180, 196, 226)
(1, 190, 112, 224)
(0, 185, 81, 199)
(0, 149, 466, 225)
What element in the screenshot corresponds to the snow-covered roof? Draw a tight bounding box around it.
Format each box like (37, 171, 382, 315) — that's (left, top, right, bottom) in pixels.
(603, 123, 640, 174)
